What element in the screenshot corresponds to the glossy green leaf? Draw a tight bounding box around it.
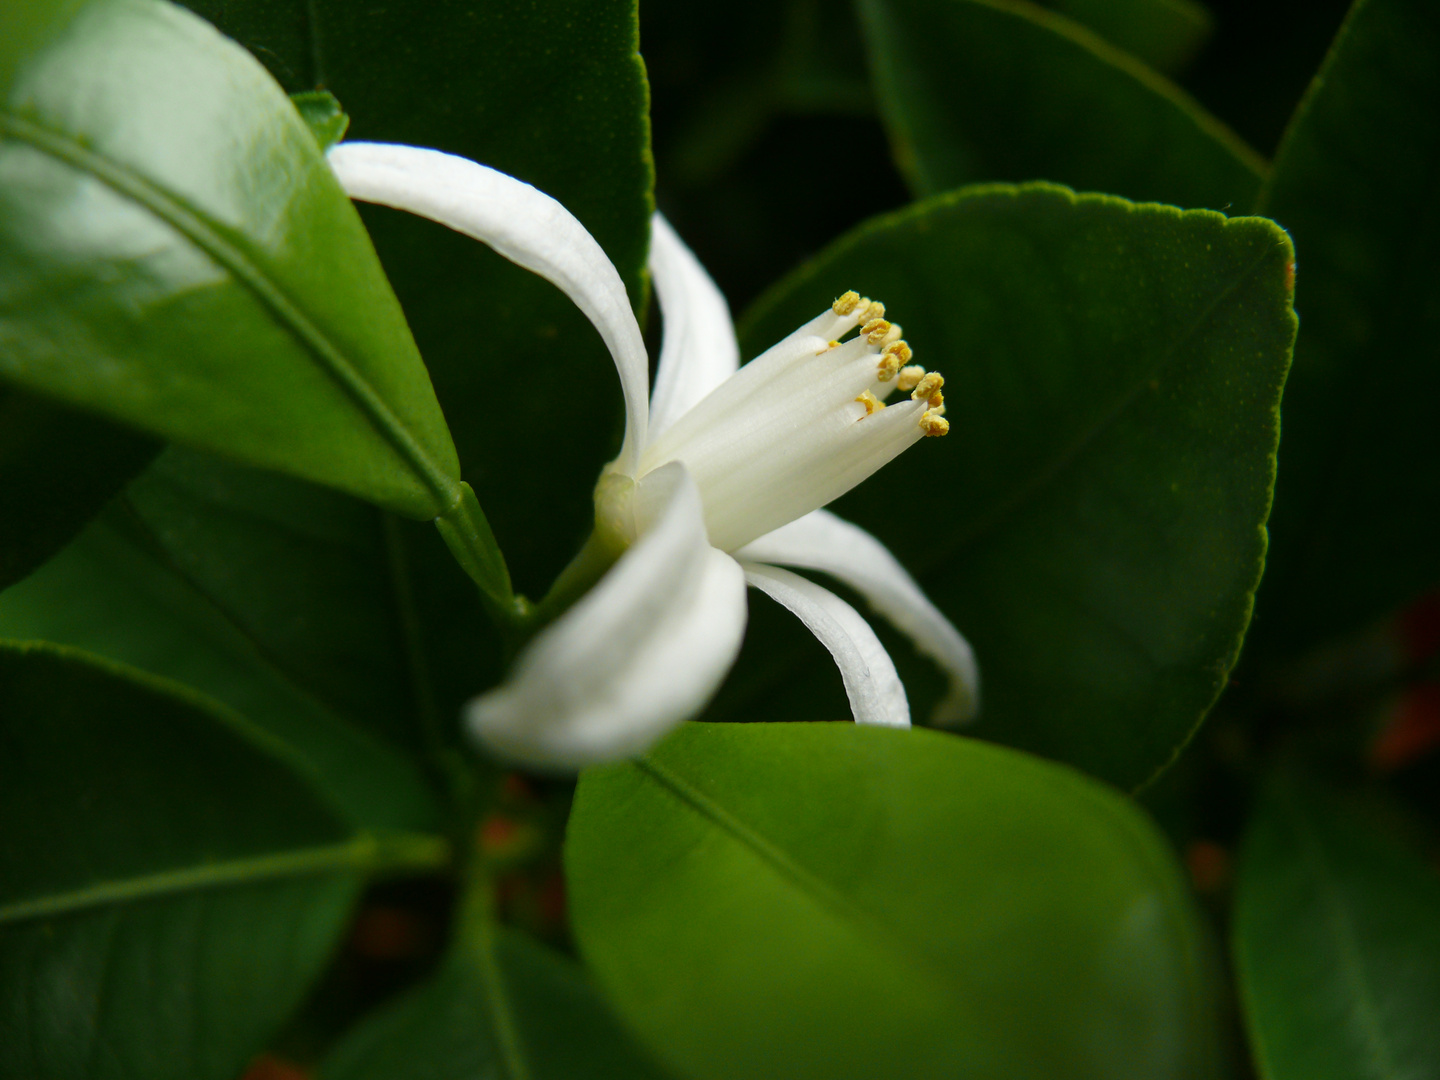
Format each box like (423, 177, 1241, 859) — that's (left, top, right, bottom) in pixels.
(858, 0, 1263, 209)
(1233, 774, 1440, 1080)
(0, 643, 446, 1080)
(568, 722, 1219, 1080)
(737, 185, 1295, 789)
(293, 90, 350, 150)
(185, 0, 654, 595)
(322, 916, 668, 1080)
(0, 385, 156, 591)
(0, 0, 463, 521)
(1248, 0, 1440, 660)
(0, 449, 443, 833)
(1044, 0, 1212, 74)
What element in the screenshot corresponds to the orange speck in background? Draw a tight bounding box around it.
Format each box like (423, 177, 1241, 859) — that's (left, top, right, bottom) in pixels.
(1185, 840, 1232, 894)
(241, 1056, 310, 1080)
(1371, 683, 1440, 772)
(349, 905, 427, 960)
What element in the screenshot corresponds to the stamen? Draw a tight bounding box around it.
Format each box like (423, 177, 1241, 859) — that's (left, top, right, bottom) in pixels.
(876, 354, 902, 382)
(911, 372, 944, 402)
(863, 299, 886, 321)
(832, 291, 862, 316)
(854, 390, 884, 415)
(862, 319, 893, 345)
(896, 365, 926, 391)
(920, 409, 950, 437)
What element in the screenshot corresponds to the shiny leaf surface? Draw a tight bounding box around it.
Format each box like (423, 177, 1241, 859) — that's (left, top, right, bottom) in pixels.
(737, 185, 1295, 788)
(568, 722, 1219, 1080)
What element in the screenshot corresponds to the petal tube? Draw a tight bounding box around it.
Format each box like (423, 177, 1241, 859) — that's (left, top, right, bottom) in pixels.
(736, 509, 979, 724)
(467, 463, 747, 769)
(327, 141, 650, 472)
(742, 563, 911, 728)
(647, 213, 741, 440)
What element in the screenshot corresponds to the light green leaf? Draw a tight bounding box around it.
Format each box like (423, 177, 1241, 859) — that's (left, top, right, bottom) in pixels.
(567, 722, 1219, 1080)
(0, 449, 445, 833)
(293, 90, 350, 150)
(0, 642, 447, 1080)
(0, 385, 156, 591)
(184, 0, 655, 596)
(321, 915, 669, 1080)
(1248, 0, 1440, 660)
(1233, 773, 1440, 1080)
(0, 0, 463, 522)
(857, 0, 1262, 209)
(736, 185, 1295, 789)
(1044, 0, 1212, 73)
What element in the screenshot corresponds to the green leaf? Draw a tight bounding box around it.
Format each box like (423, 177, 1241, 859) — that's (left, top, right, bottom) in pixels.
(0, 0, 463, 521)
(293, 89, 350, 150)
(321, 915, 668, 1080)
(857, 0, 1263, 209)
(185, 0, 655, 596)
(1247, 0, 1440, 660)
(567, 722, 1219, 1080)
(737, 185, 1295, 789)
(0, 385, 157, 591)
(0, 642, 446, 1080)
(1233, 773, 1440, 1080)
(1043, 0, 1212, 74)
(0, 450, 444, 833)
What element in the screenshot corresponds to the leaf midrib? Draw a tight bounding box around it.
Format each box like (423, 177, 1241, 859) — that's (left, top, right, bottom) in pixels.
(0, 110, 459, 518)
(928, 240, 1279, 573)
(0, 830, 446, 925)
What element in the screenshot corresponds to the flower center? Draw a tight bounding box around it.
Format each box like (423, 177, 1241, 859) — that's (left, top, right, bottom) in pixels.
(599, 291, 949, 552)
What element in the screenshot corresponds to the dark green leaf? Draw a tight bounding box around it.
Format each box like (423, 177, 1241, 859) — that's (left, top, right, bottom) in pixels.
(0, 643, 445, 1080)
(737, 185, 1295, 789)
(0, 0, 462, 520)
(857, 0, 1263, 209)
(0, 385, 157, 591)
(0, 452, 444, 833)
(322, 917, 668, 1080)
(1233, 773, 1440, 1080)
(1043, 0, 1212, 74)
(567, 722, 1219, 1080)
(186, 0, 655, 596)
(293, 89, 350, 149)
(1248, 0, 1440, 660)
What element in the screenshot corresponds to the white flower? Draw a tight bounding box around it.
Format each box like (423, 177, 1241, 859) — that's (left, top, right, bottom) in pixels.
(328, 142, 978, 770)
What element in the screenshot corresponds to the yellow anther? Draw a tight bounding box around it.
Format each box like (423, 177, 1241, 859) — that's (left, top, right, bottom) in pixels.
(863, 299, 886, 321)
(862, 318, 892, 345)
(855, 390, 885, 415)
(910, 371, 944, 402)
(920, 409, 950, 437)
(884, 340, 913, 365)
(832, 291, 861, 316)
(878, 322, 903, 347)
(876, 352, 902, 381)
(829, 340, 842, 349)
(927, 389, 945, 409)
(896, 364, 926, 391)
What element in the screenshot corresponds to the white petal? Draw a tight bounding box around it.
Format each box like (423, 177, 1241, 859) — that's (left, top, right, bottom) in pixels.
(742, 563, 910, 728)
(466, 462, 746, 769)
(327, 141, 650, 472)
(647, 213, 741, 440)
(736, 509, 979, 725)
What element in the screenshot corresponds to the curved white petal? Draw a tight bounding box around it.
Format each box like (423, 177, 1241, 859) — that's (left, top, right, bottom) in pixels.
(466, 463, 746, 769)
(742, 563, 910, 729)
(327, 141, 650, 472)
(647, 213, 740, 439)
(735, 509, 978, 725)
